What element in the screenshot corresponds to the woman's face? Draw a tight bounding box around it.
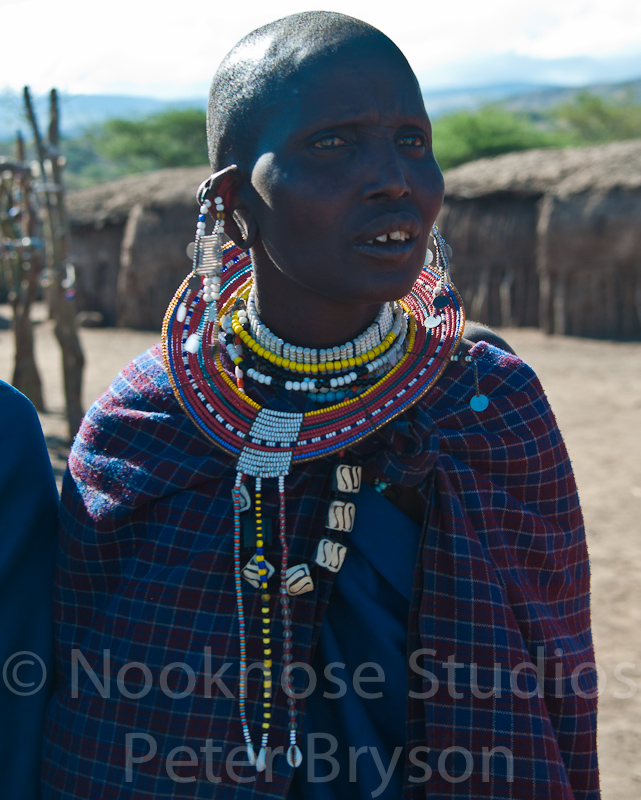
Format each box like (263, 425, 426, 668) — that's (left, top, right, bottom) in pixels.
(243, 45, 444, 307)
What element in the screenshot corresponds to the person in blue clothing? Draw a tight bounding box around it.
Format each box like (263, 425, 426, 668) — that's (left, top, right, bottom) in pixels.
(0, 380, 58, 799)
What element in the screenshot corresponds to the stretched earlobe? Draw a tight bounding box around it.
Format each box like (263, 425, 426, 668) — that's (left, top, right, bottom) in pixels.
(199, 165, 258, 252)
(230, 209, 258, 250)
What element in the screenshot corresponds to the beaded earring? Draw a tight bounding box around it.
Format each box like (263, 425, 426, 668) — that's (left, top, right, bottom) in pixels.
(430, 225, 453, 310)
(183, 182, 226, 356)
(435, 228, 492, 412)
(424, 225, 450, 329)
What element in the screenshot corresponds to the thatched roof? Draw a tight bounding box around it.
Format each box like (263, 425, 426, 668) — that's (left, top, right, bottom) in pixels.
(66, 140, 641, 228)
(67, 166, 211, 227)
(443, 140, 641, 199)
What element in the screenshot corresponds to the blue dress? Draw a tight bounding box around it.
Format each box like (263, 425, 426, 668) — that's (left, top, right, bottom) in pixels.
(0, 381, 58, 800)
(288, 481, 422, 799)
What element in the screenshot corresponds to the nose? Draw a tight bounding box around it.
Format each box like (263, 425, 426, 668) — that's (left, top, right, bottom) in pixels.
(361, 139, 411, 202)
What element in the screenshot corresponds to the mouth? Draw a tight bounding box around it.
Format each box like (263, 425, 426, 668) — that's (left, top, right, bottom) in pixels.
(365, 230, 413, 245)
(353, 215, 421, 258)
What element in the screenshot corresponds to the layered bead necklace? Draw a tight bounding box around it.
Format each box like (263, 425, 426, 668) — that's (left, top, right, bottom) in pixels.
(222, 288, 409, 403)
(162, 221, 464, 773)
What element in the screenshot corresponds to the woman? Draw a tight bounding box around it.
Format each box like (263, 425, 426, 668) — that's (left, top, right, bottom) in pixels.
(42, 12, 599, 799)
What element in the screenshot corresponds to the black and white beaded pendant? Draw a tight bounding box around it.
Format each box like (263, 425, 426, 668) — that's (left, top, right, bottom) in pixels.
(282, 463, 362, 594)
(326, 464, 361, 537)
(333, 464, 362, 494)
(284, 564, 314, 595)
(326, 500, 356, 533)
(183, 199, 226, 355)
(312, 463, 361, 575)
(314, 539, 348, 573)
(236, 464, 362, 596)
(242, 556, 276, 588)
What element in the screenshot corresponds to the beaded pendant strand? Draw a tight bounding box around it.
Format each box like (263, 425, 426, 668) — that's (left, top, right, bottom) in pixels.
(232, 474, 256, 764)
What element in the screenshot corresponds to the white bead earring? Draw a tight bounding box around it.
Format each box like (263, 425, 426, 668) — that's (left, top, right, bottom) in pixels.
(183, 184, 226, 355)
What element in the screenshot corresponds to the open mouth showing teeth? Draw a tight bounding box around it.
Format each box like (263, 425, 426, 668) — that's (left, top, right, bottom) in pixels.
(365, 231, 412, 244)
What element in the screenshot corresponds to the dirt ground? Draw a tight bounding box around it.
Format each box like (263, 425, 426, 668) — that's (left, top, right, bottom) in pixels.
(1, 305, 640, 799)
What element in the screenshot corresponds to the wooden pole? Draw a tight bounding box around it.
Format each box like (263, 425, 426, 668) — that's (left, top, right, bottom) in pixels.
(23, 86, 84, 438)
(48, 89, 84, 437)
(9, 132, 46, 409)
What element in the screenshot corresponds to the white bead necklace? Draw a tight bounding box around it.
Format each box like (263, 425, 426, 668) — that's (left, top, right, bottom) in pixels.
(222, 304, 409, 402)
(246, 289, 394, 364)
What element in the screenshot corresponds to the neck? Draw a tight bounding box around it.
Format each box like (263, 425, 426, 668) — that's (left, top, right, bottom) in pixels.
(252, 260, 382, 349)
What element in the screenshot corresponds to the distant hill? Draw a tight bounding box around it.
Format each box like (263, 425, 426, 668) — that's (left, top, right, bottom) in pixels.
(422, 83, 556, 117)
(419, 49, 641, 92)
(422, 78, 641, 118)
(500, 79, 641, 114)
(1, 77, 640, 141)
(0, 92, 207, 140)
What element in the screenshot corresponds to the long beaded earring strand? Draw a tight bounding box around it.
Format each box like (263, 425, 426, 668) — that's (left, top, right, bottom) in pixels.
(184, 186, 226, 355)
(431, 225, 453, 311)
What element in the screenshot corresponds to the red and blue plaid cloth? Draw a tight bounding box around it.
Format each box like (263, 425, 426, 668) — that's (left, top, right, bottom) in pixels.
(42, 341, 599, 799)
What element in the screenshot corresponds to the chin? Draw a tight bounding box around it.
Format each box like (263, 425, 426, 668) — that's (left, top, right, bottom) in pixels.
(350, 271, 423, 305)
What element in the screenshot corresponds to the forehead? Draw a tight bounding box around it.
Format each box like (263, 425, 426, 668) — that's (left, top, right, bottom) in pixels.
(255, 46, 428, 150)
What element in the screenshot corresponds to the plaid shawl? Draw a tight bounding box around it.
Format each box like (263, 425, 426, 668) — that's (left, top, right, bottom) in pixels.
(42, 341, 599, 799)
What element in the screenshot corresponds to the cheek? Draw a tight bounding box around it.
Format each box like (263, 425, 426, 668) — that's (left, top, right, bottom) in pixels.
(252, 154, 341, 211)
(251, 158, 339, 245)
(424, 165, 445, 218)
(250, 153, 280, 207)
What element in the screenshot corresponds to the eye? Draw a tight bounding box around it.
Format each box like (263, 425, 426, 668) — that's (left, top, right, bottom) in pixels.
(398, 133, 427, 148)
(311, 135, 347, 150)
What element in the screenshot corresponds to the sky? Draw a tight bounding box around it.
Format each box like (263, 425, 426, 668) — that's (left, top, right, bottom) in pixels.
(2, 0, 641, 97)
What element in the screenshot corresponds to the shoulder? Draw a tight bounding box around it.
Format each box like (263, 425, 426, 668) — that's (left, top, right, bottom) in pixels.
(78, 343, 186, 452)
(67, 344, 231, 518)
(0, 380, 42, 437)
(89, 343, 175, 417)
(0, 380, 57, 520)
(463, 321, 516, 355)
(73, 343, 178, 473)
(427, 340, 556, 439)
(0, 381, 55, 477)
(424, 342, 579, 523)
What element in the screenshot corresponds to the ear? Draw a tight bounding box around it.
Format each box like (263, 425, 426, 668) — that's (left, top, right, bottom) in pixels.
(199, 165, 258, 251)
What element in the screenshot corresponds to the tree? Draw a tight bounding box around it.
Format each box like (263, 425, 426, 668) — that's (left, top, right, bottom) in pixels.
(549, 91, 641, 144)
(432, 106, 561, 170)
(95, 108, 208, 171)
(24, 87, 85, 438)
(54, 93, 641, 188)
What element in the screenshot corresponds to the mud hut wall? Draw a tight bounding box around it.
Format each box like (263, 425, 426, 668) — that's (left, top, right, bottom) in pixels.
(537, 189, 641, 339)
(117, 203, 195, 330)
(69, 222, 125, 326)
(437, 193, 540, 328)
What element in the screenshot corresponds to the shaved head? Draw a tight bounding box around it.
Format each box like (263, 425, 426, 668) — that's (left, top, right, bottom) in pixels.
(206, 11, 416, 170)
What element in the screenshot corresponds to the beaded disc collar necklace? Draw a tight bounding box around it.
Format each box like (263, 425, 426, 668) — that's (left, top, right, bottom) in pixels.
(163, 244, 463, 470)
(161, 221, 464, 773)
